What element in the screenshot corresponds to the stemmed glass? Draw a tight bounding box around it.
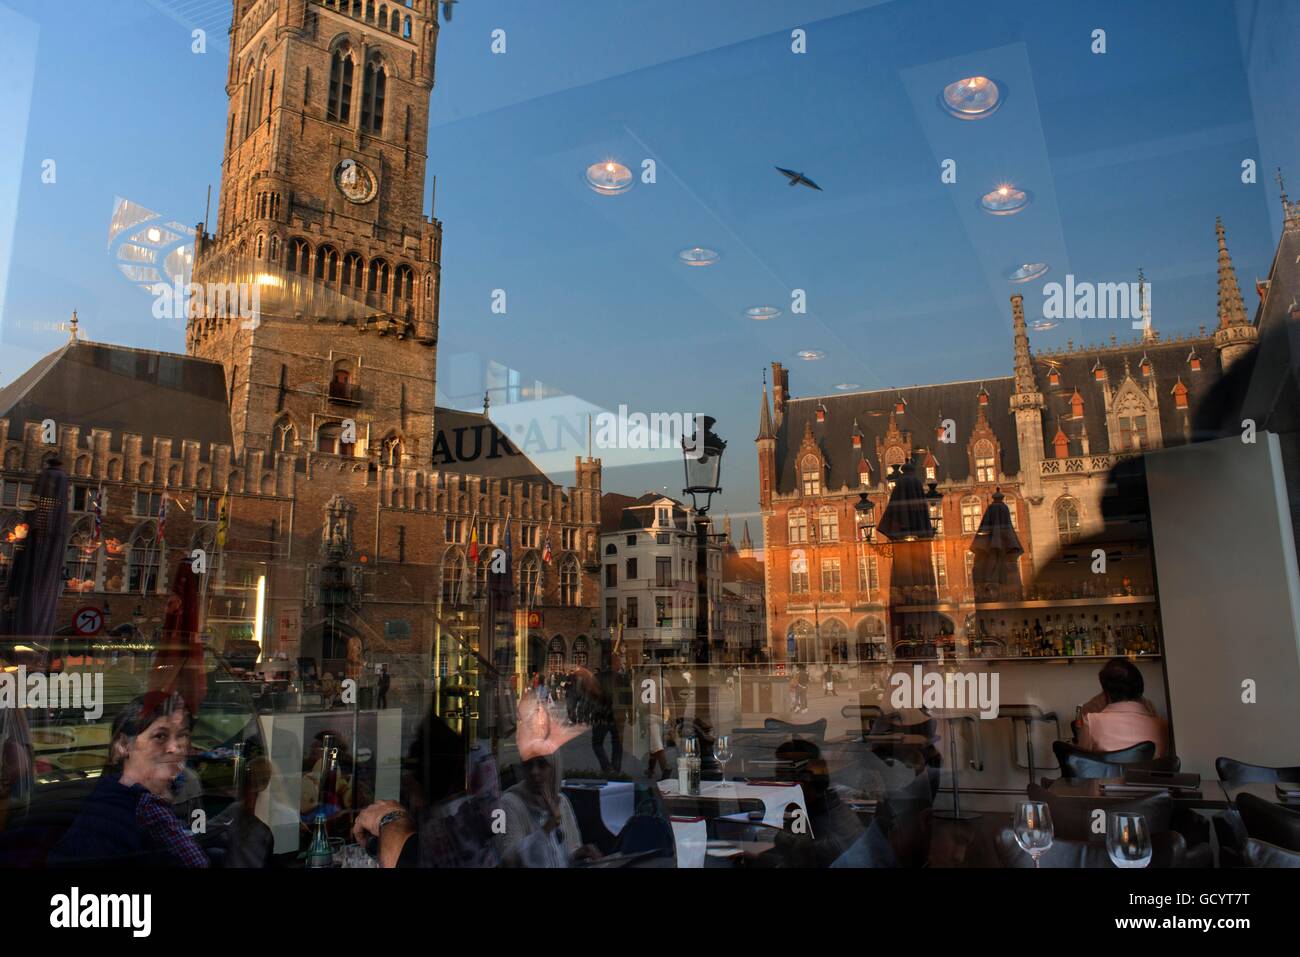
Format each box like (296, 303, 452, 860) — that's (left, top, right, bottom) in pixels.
(1106, 812, 1153, 868)
(1013, 801, 1054, 868)
(714, 735, 733, 782)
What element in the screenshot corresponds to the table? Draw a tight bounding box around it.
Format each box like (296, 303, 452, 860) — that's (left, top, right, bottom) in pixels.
(1047, 778, 1224, 810)
(1220, 780, 1300, 807)
(658, 779, 809, 832)
(562, 780, 636, 850)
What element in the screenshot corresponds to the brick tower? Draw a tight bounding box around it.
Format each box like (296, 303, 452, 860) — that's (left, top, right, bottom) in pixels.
(188, 0, 443, 465)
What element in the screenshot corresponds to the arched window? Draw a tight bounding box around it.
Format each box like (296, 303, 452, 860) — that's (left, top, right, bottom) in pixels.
(327, 48, 354, 123)
(1056, 498, 1081, 545)
(367, 258, 390, 295)
(960, 495, 982, 534)
(395, 264, 414, 300)
(64, 519, 98, 593)
(403, 15, 412, 37)
(571, 636, 589, 668)
(789, 552, 809, 594)
(255, 233, 265, 258)
(351, 0, 362, 15)
(342, 252, 364, 289)
(801, 456, 821, 496)
(128, 528, 160, 593)
(274, 416, 297, 452)
(361, 58, 386, 134)
(288, 238, 311, 274)
(817, 506, 838, 542)
(519, 554, 541, 606)
(251, 51, 268, 128)
(315, 245, 339, 283)
(330, 360, 354, 400)
(381, 434, 403, 466)
(1003, 493, 1019, 530)
(559, 557, 579, 606)
(391, 9, 402, 31)
(268, 235, 279, 262)
(787, 509, 808, 544)
(442, 549, 465, 604)
(366, 0, 375, 21)
(973, 439, 996, 483)
(546, 636, 566, 673)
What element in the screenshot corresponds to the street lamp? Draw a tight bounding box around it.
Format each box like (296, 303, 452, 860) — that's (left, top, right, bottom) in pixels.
(854, 492, 876, 542)
(681, 416, 724, 773)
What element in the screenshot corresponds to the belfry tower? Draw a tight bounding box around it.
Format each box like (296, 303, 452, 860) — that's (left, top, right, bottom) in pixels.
(188, 0, 443, 464)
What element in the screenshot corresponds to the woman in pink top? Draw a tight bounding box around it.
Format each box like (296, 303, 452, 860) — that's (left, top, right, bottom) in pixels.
(1078, 658, 1168, 758)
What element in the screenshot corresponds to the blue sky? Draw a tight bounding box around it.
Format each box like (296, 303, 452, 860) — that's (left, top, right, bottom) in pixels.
(0, 0, 1296, 542)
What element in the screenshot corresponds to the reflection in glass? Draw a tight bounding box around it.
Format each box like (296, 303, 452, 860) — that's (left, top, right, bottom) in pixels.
(678, 246, 720, 267)
(585, 160, 633, 195)
(941, 76, 1002, 119)
(980, 184, 1030, 215)
(1005, 262, 1049, 283)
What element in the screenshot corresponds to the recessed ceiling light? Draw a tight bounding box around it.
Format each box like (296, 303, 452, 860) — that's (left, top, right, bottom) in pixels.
(745, 306, 782, 320)
(834, 383, 860, 391)
(678, 247, 720, 266)
(585, 160, 633, 195)
(1030, 319, 1059, 331)
(981, 183, 1030, 215)
(1006, 262, 1050, 282)
(940, 76, 1003, 119)
(797, 349, 825, 361)
(145, 227, 163, 243)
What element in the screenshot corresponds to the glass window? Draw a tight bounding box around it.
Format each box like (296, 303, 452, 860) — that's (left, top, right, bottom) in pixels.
(655, 557, 671, 587)
(604, 563, 617, 587)
(801, 457, 821, 496)
(960, 496, 982, 534)
(975, 440, 996, 483)
(1056, 498, 1081, 544)
(788, 511, 808, 543)
(625, 597, 638, 627)
(818, 508, 838, 542)
(820, 558, 841, 592)
(626, 557, 637, 579)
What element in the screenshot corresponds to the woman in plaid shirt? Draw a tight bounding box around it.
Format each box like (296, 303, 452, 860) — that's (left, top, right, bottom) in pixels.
(51, 693, 209, 868)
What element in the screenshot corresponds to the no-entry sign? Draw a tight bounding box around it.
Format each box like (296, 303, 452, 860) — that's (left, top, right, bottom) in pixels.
(73, 606, 104, 636)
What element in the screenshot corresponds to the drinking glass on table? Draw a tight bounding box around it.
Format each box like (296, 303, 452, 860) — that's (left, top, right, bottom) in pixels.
(714, 735, 732, 781)
(1013, 801, 1054, 868)
(1106, 812, 1152, 868)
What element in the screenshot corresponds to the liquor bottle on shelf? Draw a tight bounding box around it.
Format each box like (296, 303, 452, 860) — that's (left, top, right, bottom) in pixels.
(1063, 616, 1075, 657)
(1033, 618, 1045, 658)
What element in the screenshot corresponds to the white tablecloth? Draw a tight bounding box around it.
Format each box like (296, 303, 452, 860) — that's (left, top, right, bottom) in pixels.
(657, 779, 810, 833)
(668, 816, 708, 868)
(562, 780, 636, 836)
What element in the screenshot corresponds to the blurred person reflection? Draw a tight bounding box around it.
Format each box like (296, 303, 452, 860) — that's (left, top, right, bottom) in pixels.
(0, 654, 34, 832)
(50, 693, 209, 867)
(831, 769, 935, 868)
(496, 754, 599, 867)
(771, 739, 863, 867)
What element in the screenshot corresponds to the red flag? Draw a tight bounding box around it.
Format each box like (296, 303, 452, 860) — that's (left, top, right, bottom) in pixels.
(145, 559, 206, 715)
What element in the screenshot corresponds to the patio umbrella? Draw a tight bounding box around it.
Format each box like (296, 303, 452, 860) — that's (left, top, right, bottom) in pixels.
(876, 462, 941, 659)
(145, 558, 207, 714)
(0, 456, 69, 652)
(970, 489, 1024, 602)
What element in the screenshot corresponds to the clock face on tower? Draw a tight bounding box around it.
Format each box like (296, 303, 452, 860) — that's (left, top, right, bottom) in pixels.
(334, 159, 379, 204)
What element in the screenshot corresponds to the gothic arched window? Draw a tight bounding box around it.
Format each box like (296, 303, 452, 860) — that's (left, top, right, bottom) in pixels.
(361, 59, 387, 134)
(974, 439, 996, 483)
(128, 528, 160, 593)
(559, 556, 579, 606)
(315, 245, 339, 284)
(342, 252, 364, 289)
(64, 519, 98, 594)
(288, 238, 311, 275)
(367, 258, 390, 295)
(395, 264, 414, 300)
(1056, 498, 1081, 545)
(381, 434, 403, 466)
(327, 48, 354, 124)
(274, 416, 297, 452)
(801, 456, 821, 496)
(960, 495, 982, 534)
(519, 555, 541, 607)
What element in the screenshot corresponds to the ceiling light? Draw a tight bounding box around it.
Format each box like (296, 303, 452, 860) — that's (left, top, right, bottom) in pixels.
(981, 183, 1030, 215)
(940, 76, 1003, 119)
(745, 306, 782, 320)
(1005, 262, 1050, 282)
(678, 247, 720, 267)
(585, 160, 633, 195)
(797, 350, 825, 361)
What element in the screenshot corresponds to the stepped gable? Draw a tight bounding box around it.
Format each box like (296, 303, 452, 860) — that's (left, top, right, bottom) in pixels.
(773, 377, 1019, 492)
(0, 340, 232, 450)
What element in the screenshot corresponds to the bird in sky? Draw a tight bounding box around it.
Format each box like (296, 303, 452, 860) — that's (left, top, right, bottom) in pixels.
(775, 167, 823, 190)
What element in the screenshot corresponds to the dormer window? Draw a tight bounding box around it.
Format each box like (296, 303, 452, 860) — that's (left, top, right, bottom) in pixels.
(1092, 361, 1107, 381)
(801, 456, 822, 496)
(1140, 356, 1153, 377)
(1053, 427, 1070, 459)
(656, 507, 670, 526)
(815, 402, 827, 424)
(977, 388, 989, 407)
(1188, 351, 1202, 371)
(1070, 389, 1084, 419)
(858, 460, 871, 487)
(895, 397, 906, 414)
(1048, 368, 1061, 386)
(1172, 379, 1189, 410)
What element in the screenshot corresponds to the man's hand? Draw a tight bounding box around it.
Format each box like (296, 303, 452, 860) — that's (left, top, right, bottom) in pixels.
(353, 800, 415, 868)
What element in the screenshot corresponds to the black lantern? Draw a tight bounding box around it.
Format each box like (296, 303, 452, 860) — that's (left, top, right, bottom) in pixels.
(682, 415, 726, 514)
(854, 492, 876, 542)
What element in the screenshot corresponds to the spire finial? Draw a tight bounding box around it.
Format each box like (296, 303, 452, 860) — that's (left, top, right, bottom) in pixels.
(68, 309, 79, 342)
(1215, 216, 1248, 329)
(483, 390, 490, 415)
(1137, 267, 1156, 343)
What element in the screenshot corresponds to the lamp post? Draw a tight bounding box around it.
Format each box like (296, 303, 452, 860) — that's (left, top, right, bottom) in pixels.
(682, 416, 725, 773)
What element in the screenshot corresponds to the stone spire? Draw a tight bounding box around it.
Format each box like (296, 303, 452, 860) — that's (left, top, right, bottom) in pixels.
(67, 309, 79, 343)
(739, 520, 753, 554)
(1279, 168, 1300, 233)
(1011, 294, 1037, 395)
(1138, 267, 1156, 343)
(1215, 217, 1249, 328)
(756, 368, 774, 441)
(1214, 217, 1259, 370)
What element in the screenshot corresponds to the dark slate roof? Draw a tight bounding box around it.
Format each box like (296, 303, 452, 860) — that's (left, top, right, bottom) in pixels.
(1032, 336, 1220, 457)
(0, 341, 232, 451)
(1241, 224, 1300, 429)
(774, 377, 1020, 492)
(434, 407, 554, 485)
(598, 492, 688, 532)
(723, 547, 764, 584)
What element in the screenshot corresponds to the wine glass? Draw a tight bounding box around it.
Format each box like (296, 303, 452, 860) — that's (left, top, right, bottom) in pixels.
(714, 735, 733, 782)
(1013, 801, 1054, 868)
(1106, 812, 1153, 868)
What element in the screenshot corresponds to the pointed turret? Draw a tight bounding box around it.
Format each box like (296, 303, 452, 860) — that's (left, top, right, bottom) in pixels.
(1138, 267, 1156, 343)
(756, 369, 774, 441)
(1213, 218, 1259, 370)
(1011, 294, 1037, 395)
(1279, 168, 1300, 233)
(1009, 294, 1046, 503)
(738, 521, 754, 558)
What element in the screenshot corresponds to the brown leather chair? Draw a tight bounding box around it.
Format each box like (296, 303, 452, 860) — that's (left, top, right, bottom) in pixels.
(1236, 793, 1300, 853)
(1215, 757, 1300, 785)
(1213, 759, 1300, 866)
(994, 827, 1185, 868)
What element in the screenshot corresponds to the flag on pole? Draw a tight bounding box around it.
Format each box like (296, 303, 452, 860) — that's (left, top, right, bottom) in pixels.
(157, 491, 169, 544)
(468, 513, 479, 564)
(542, 524, 552, 564)
(215, 490, 229, 547)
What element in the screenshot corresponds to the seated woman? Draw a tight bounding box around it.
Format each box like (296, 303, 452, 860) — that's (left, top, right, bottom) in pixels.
(495, 755, 598, 867)
(50, 693, 209, 867)
(1078, 658, 1168, 758)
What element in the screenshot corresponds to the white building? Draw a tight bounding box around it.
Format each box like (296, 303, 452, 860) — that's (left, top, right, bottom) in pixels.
(599, 493, 724, 663)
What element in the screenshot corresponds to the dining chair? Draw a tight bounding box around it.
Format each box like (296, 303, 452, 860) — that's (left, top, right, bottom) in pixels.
(1236, 792, 1300, 853)
(1052, 740, 1161, 779)
(1214, 757, 1300, 785)
(1243, 837, 1300, 868)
